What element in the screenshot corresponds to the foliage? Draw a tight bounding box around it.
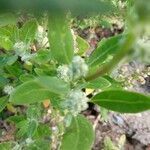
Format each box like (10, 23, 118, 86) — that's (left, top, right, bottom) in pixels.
(0, 0, 150, 149)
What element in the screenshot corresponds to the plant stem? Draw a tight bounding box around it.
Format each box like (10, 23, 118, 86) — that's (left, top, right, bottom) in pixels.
(85, 33, 135, 81)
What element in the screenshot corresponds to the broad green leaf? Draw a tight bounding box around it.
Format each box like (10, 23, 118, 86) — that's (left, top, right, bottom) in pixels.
(0, 13, 16, 27)
(86, 77, 111, 89)
(0, 55, 8, 68)
(92, 90, 150, 113)
(0, 36, 13, 50)
(16, 120, 29, 138)
(34, 68, 46, 76)
(27, 120, 38, 137)
(19, 74, 35, 82)
(0, 27, 11, 37)
(9, 25, 20, 43)
(32, 49, 52, 64)
(27, 139, 51, 150)
(61, 115, 94, 150)
(6, 115, 25, 124)
(0, 0, 115, 16)
(135, 0, 150, 22)
(0, 25, 19, 43)
(5, 62, 23, 78)
(88, 34, 125, 67)
(0, 142, 12, 150)
(0, 96, 8, 112)
(35, 124, 51, 138)
(34, 64, 56, 76)
(0, 54, 17, 68)
(0, 0, 114, 15)
(48, 14, 74, 64)
(76, 36, 89, 55)
(10, 76, 70, 104)
(6, 55, 18, 65)
(20, 19, 38, 43)
(0, 76, 8, 88)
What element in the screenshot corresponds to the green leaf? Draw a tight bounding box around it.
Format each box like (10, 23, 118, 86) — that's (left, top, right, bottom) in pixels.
(48, 14, 74, 64)
(6, 55, 18, 65)
(0, 27, 12, 37)
(0, 13, 16, 27)
(0, 55, 8, 68)
(5, 62, 23, 78)
(0, 36, 13, 50)
(86, 77, 111, 89)
(0, 96, 8, 112)
(27, 120, 38, 137)
(27, 139, 51, 150)
(35, 124, 51, 138)
(88, 34, 125, 67)
(0, 142, 12, 150)
(0, 0, 115, 16)
(0, 25, 19, 44)
(10, 76, 70, 104)
(32, 49, 52, 64)
(6, 115, 25, 124)
(19, 74, 35, 82)
(76, 36, 89, 55)
(0, 76, 8, 88)
(103, 75, 122, 89)
(20, 19, 38, 43)
(16, 120, 29, 138)
(61, 115, 94, 150)
(92, 90, 150, 113)
(0, 54, 17, 68)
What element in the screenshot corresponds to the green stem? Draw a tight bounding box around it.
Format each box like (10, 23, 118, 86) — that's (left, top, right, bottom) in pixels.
(85, 33, 135, 81)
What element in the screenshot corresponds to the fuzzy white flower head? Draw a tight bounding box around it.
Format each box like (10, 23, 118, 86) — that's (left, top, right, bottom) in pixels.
(14, 42, 28, 56)
(61, 89, 89, 116)
(25, 138, 34, 145)
(57, 56, 88, 82)
(57, 65, 72, 82)
(36, 25, 49, 47)
(3, 85, 14, 95)
(21, 53, 36, 63)
(12, 143, 21, 150)
(71, 56, 88, 79)
(14, 41, 34, 62)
